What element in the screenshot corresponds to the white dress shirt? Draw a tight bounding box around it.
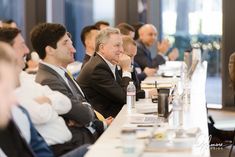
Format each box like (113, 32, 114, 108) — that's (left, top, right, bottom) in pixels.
(40, 61, 107, 132)
(11, 105, 31, 143)
(97, 53, 131, 79)
(14, 71, 72, 146)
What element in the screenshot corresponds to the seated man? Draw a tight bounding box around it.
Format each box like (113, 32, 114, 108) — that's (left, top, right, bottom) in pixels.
(77, 27, 133, 118)
(80, 25, 99, 68)
(134, 24, 179, 80)
(120, 36, 157, 99)
(116, 23, 156, 81)
(0, 27, 90, 156)
(31, 23, 112, 145)
(0, 41, 53, 157)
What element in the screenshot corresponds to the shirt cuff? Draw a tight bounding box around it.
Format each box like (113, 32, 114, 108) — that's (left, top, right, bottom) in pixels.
(143, 89, 149, 98)
(103, 121, 108, 130)
(87, 122, 96, 134)
(122, 71, 131, 78)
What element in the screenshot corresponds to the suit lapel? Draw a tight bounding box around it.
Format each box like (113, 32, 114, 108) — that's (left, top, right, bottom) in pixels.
(95, 54, 116, 80)
(38, 63, 74, 94)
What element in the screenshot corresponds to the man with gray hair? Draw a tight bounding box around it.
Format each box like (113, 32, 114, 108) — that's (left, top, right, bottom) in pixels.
(77, 27, 132, 118)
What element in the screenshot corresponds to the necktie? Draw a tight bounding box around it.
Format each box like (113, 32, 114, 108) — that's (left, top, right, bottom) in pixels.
(64, 71, 85, 99)
(64, 71, 105, 121)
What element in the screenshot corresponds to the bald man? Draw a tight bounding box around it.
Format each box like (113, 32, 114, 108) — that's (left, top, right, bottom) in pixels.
(133, 24, 158, 81)
(134, 24, 178, 75)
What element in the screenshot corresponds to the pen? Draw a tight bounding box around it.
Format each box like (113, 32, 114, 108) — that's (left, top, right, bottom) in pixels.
(137, 124, 154, 127)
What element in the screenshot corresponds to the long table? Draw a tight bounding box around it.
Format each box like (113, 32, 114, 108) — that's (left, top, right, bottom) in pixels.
(85, 61, 209, 157)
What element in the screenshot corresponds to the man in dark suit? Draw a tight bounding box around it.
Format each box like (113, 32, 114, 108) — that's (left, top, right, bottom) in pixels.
(77, 27, 132, 118)
(134, 24, 178, 80)
(31, 23, 112, 146)
(80, 25, 99, 68)
(133, 24, 157, 81)
(120, 36, 157, 99)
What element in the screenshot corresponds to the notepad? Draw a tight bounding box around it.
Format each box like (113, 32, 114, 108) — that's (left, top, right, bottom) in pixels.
(136, 104, 158, 114)
(129, 114, 158, 124)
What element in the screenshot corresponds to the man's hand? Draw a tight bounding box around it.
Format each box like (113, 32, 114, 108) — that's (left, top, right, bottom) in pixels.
(118, 53, 131, 72)
(157, 39, 170, 55)
(143, 67, 156, 76)
(168, 48, 179, 61)
(104, 116, 114, 126)
(34, 96, 52, 105)
(148, 89, 158, 98)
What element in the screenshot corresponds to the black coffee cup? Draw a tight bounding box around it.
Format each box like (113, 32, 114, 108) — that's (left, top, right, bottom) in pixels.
(158, 93, 169, 118)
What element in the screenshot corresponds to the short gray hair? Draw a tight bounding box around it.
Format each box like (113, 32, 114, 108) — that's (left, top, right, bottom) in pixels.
(95, 27, 121, 52)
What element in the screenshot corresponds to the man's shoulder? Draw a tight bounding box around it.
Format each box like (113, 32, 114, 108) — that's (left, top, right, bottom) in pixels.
(36, 64, 58, 83)
(83, 54, 107, 70)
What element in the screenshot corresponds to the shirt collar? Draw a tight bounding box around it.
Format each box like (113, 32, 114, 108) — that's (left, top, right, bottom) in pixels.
(97, 53, 116, 71)
(97, 53, 116, 79)
(40, 61, 67, 78)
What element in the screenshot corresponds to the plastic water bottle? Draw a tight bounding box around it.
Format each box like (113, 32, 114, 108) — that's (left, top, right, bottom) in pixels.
(172, 89, 183, 128)
(121, 129, 136, 157)
(127, 81, 136, 113)
(180, 62, 190, 106)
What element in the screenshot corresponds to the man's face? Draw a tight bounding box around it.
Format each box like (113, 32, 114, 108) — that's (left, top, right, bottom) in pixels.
(54, 33, 76, 67)
(125, 44, 137, 59)
(87, 29, 99, 52)
(0, 61, 17, 128)
(12, 34, 30, 69)
(100, 34, 123, 65)
(128, 31, 135, 39)
(140, 26, 157, 47)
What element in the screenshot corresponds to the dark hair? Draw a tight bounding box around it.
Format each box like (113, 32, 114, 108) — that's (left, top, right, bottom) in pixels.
(116, 23, 135, 36)
(0, 27, 21, 45)
(3, 19, 15, 24)
(132, 22, 144, 40)
(80, 25, 98, 46)
(0, 42, 14, 63)
(30, 23, 67, 59)
(94, 21, 110, 30)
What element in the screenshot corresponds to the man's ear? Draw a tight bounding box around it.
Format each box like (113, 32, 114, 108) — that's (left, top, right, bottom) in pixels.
(45, 46, 54, 56)
(98, 43, 104, 52)
(85, 39, 89, 48)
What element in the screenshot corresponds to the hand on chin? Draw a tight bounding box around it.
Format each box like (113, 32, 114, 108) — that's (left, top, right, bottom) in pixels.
(110, 59, 119, 65)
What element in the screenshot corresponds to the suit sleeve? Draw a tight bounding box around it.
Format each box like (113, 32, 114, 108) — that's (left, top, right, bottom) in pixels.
(134, 49, 148, 71)
(91, 65, 131, 105)
(40, 79, 94, 127)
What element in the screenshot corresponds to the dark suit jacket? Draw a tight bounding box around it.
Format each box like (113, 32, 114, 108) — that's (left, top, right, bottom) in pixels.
(152, 54, 166, 67)
(35, 63, 104, 139)
(77, 53, 132, 118)
(117, 67, 145, 100)
(134, 40, 157, 71)
(134, 61, 147, 81)
(0, 120, 35, 157)
(81, 54, 91, 69)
